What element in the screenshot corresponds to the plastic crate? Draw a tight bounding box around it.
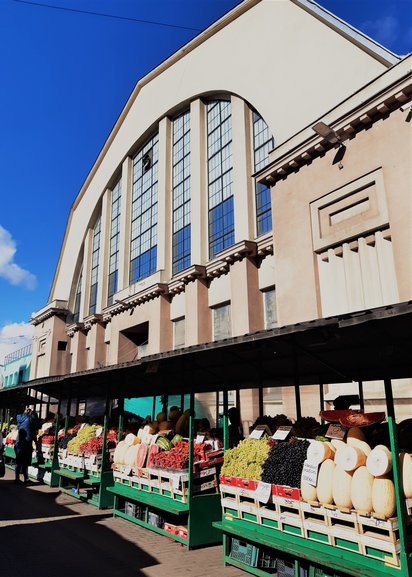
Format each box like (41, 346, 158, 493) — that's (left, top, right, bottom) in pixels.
(277, 559, 295, 577)
(229, 538, 259, 567)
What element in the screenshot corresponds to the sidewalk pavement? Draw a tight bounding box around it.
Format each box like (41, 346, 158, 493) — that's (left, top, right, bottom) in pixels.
(0, 469, 244, 577)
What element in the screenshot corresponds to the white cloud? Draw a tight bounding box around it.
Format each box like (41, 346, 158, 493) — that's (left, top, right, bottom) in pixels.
(361, 15, 400, 47)
(0, 322, 33, 365)
(0, 225, 37, 289)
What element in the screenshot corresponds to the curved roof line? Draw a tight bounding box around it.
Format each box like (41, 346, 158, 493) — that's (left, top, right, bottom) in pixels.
(48, 0, 400, 302)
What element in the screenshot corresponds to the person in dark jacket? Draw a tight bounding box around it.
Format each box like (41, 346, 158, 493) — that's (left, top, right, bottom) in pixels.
(15, 405, 35, 484)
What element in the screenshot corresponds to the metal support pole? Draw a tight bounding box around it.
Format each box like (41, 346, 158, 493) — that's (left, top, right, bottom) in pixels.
(384, 378, 409, 575)
(358, 380, 364, 410)
(223, 390, 229, 451)
(294, 341, 301, 419)
(188, 393, 195, 502)
(258, 385, 264, 418)
(152, 396, 156, 420)
(118, 395, 124, 441)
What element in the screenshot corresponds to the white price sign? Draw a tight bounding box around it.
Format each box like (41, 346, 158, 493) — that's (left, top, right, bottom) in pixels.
(249, 428, 265, 440)
(196, 434, 206, 444)
(255, 482, 272, 504)
(172, 474, 180, 490)
(272, 426, 293, 441)
(95, 427, 103, 437)
(124, 466, 132, 476)
(301, 459, 319, 487)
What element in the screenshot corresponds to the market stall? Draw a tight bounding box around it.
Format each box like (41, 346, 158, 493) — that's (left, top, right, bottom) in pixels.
(52, 393, 117, 508)
(108, 392, 225, 548)
(0, 302, 411, 573)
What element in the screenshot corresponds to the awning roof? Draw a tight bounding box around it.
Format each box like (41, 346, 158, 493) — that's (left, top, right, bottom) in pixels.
(1, 301, 411, 404)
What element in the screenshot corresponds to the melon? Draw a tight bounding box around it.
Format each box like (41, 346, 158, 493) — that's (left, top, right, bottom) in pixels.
(113, 440, 128, 464)
(307, 441, 332, 464)
(347, 427, 367, 442)
(366, 445, 392, 477)
(351, 466, 374, 513)
(325, 441, 336, 456)
(301, 480, 318, 502)
(400, 452, 412, 498)
(136, 443, 148, 469)
(316, 459, 335, 505)
(125, 433, 138, 446)
(331, 439, 346, 452)
(346, 438, 372, 456)
(339, 446, 367, 472)
(123, 444, 140, 466)
(372, 476, 396, 518)
(332, 465, 353, 509)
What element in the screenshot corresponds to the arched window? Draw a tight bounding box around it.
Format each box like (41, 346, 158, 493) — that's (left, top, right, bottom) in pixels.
(130, 133, 159, 283)
(207, 100, 234, 258)
(252, 111, 274, 236)
(89, 215, 101, 315)
(172, 111, 191, 274)
(72, 268, 82, 322)
(107, 178, 122, 305)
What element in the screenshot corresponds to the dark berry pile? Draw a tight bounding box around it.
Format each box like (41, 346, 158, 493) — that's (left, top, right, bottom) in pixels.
(261, 437, 309, 488)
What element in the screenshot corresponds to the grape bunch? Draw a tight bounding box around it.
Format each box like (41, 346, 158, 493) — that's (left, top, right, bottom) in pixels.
(221, 438, 270, 480)
(261, 438, 309, 488)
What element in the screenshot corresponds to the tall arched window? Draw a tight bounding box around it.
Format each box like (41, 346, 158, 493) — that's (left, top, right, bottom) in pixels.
(172, 111, 191, 274)
(89, 216, 101, 315)
(207, 100, 234, 259)
(72, 268, 82, 322)
(253, 111, 274, 236)
(107, 178, 121, 305)
(130, 134, 159, 283)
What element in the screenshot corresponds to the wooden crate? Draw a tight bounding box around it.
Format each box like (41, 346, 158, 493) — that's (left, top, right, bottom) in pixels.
(238, 500, 260, 523)
(303, 519, 333, 545)
(324, 504, 358, 533)
(360, 533, 401, 567)
(357, 514, 399, 542)
(222, 496, 240, 519)
(331, 526, 362, 554)
(276, 495, 303, 520)
(278, 512, 304, 537)
(258, 502, 280, 530)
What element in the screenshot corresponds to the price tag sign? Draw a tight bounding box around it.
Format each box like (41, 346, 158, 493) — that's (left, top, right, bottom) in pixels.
(196, 434, 206, 444)
(325, 424, 347, 440)
(63, 449, 67, 459)
(172, 474, 180, 490)
(272, 426, 293, 441)
(90, 454, 96, 465)
(301, 459, 319, 486)
(95, 427, 103, 437)
(124, 466, 132, 476)
(255, 481, 272, 504)
(249, 425, 271, 440)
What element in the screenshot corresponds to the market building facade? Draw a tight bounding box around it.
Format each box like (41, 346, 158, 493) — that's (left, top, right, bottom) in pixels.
(29, 0, 405, 419)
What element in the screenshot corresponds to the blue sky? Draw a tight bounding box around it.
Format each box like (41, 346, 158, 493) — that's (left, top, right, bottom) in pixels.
(0, 0, 411, 360)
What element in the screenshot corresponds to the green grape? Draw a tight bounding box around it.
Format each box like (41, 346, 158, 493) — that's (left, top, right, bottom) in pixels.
(221, 438, 270, 480)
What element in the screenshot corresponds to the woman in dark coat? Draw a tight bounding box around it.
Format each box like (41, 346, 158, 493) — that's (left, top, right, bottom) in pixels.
(15, 406, 35, 484)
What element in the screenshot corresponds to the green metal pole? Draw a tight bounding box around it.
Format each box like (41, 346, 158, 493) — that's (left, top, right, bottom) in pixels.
(319, 381, 325, 425)
(384, 378, 410, 577)
(118, 395, 124, 441)
(152, 395, 156, 420)
(100, 391, 110, 478)
(223, 389, 229, 451)
(188, 392, 195, 502)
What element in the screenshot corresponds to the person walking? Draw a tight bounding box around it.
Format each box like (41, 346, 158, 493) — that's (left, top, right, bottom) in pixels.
(15, 405, 35, 484)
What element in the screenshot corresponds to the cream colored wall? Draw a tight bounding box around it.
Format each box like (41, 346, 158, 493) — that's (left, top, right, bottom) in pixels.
(49, 0, 389, 303)
(273, 107, 412, 326)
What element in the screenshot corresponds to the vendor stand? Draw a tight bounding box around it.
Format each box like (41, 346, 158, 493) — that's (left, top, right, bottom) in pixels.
(0, 301, 411, 573)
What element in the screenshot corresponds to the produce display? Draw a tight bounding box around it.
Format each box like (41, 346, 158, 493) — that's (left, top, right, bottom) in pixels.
(261, 438, 309, 487)
(221, 438, 270, 480)
(302, 427, 397, 518)
(79, 430, 117, 456)
(67, 424, 100, 453)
